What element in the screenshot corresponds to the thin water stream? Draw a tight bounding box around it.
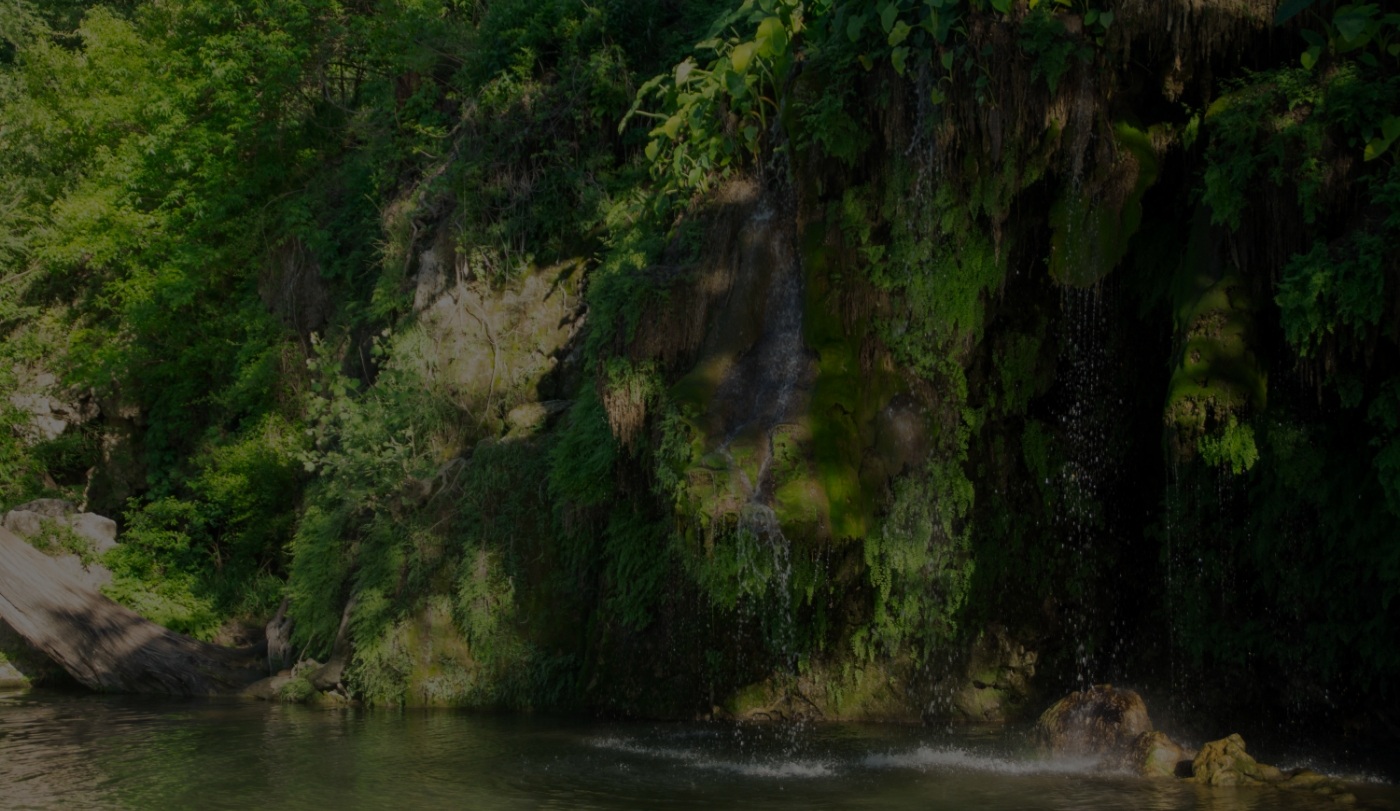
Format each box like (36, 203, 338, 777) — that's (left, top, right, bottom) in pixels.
(2, 690, 1396, 810)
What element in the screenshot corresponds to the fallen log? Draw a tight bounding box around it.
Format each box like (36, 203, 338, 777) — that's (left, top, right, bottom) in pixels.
(0, 526, 266, 695)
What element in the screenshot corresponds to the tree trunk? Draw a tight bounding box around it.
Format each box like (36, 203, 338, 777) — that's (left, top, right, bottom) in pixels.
(0, 526, 266, 695)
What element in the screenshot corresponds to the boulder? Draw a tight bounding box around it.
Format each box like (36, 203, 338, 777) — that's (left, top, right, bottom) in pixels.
(1129, 730, 1196, 778)
(2, 501, 118, 554)
(2, 503, 118, 590)
(1036, 684, 1153, 757)
(7, 499, 77, 518)
(241, 672, 296, 701)
(69, 513, 119, 554)
(0, 657, 27, 690)
(1190, 733, 1284, 786)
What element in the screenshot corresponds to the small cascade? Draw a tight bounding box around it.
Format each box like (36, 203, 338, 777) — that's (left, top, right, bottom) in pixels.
(716, 199, 809, 472)
(1056, 284, 1112, 689)
(710, 191, 812, 684)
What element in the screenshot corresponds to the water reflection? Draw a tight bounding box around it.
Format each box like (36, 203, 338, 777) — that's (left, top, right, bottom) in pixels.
(1, 690, 1395, 811)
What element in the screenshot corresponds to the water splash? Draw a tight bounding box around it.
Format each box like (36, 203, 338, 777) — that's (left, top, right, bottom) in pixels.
(863, 745, 1107, 776)
(589, 735, 836, 779)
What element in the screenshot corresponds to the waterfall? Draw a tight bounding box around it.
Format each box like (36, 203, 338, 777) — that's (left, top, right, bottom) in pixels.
(1057, 284, 1111, 689)
(711, 192, 812, 675)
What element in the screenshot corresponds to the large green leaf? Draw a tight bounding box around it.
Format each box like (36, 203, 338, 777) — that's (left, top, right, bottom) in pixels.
(730, 41, 757, 73)
(755, 16, 788, 58)
(888, 20, 912, 47)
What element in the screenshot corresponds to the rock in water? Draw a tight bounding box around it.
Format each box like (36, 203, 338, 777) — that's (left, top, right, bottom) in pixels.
(1190, 733, 1284, 786)
(1036, 684, 1152, 757)
(1129, 730, 1196, 778)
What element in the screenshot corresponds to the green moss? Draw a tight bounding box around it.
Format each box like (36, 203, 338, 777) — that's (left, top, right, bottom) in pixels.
(276, 676, 317, 703)
(1164, 266, 1267, 464)
(1049, 122, 1161, 287)
(802, 224, 900, 541)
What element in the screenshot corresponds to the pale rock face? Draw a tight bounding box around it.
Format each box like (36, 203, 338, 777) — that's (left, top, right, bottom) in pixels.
(7, 372, 97, 444)
(68, 513, 119, 554)
(1, 502, 119, 591)
(2, 501, 118, 554)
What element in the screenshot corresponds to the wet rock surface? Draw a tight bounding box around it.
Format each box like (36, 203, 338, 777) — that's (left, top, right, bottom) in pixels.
(1036, 684, 1152, 757)
(1191, 732, 1284, 786)
(1037, 690, 1368, 804)
(1129, 729, 1196, 778)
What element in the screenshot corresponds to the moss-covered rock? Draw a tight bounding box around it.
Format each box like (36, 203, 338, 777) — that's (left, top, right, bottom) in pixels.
(1190, 733, 1284, 786)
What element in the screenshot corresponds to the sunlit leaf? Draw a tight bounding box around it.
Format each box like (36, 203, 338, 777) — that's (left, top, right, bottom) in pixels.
(888, 20, 912, 47)
(756, 16, 787, 58)
(891, 46, 909, 76)
(675, 58, 696, 86)
(730, 41, 757, 73)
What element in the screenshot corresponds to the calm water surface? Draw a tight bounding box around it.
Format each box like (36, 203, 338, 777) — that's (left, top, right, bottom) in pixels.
(2, 690, 1396, 810)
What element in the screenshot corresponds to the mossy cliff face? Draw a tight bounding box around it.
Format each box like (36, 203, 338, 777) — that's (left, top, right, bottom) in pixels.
(4, 0, 1397, 724)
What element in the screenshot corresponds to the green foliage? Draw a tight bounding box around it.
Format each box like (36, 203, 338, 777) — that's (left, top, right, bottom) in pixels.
(548, 387, 617, 508)
(1196, 416, 1260, 474)
(288, 331, 465, 652)
(1164, 416, 1400, 693)
(22, 517, 98, 565)
(1018, 5, 1087, 93)
(861, 461, 974, 661)
(1276, 164, 1399, 356)
(623, 0, 805, 199)
(103, 499, 224, 640)
(601, 504, 673, 630)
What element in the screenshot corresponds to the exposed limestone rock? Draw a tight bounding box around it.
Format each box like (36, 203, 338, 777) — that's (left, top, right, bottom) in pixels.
(505, 400, 570, 437)
(408, 233, 584, 432)
(3, 500, 119, 555)
(1036, 684, 1152, 757)
(2, 501, 119, 590)
(1129, 730, 1196, 778)
(6, 372, 97, 444)
(241, 671, 296, 701)
(1190, 733, 1284, 786)
(307, 598, 356, 691)
(6, 499, 76, 518)
(0, 657, 27, 689)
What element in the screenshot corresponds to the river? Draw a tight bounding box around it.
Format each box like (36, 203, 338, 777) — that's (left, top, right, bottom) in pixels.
(1, 690, 1396, 810)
